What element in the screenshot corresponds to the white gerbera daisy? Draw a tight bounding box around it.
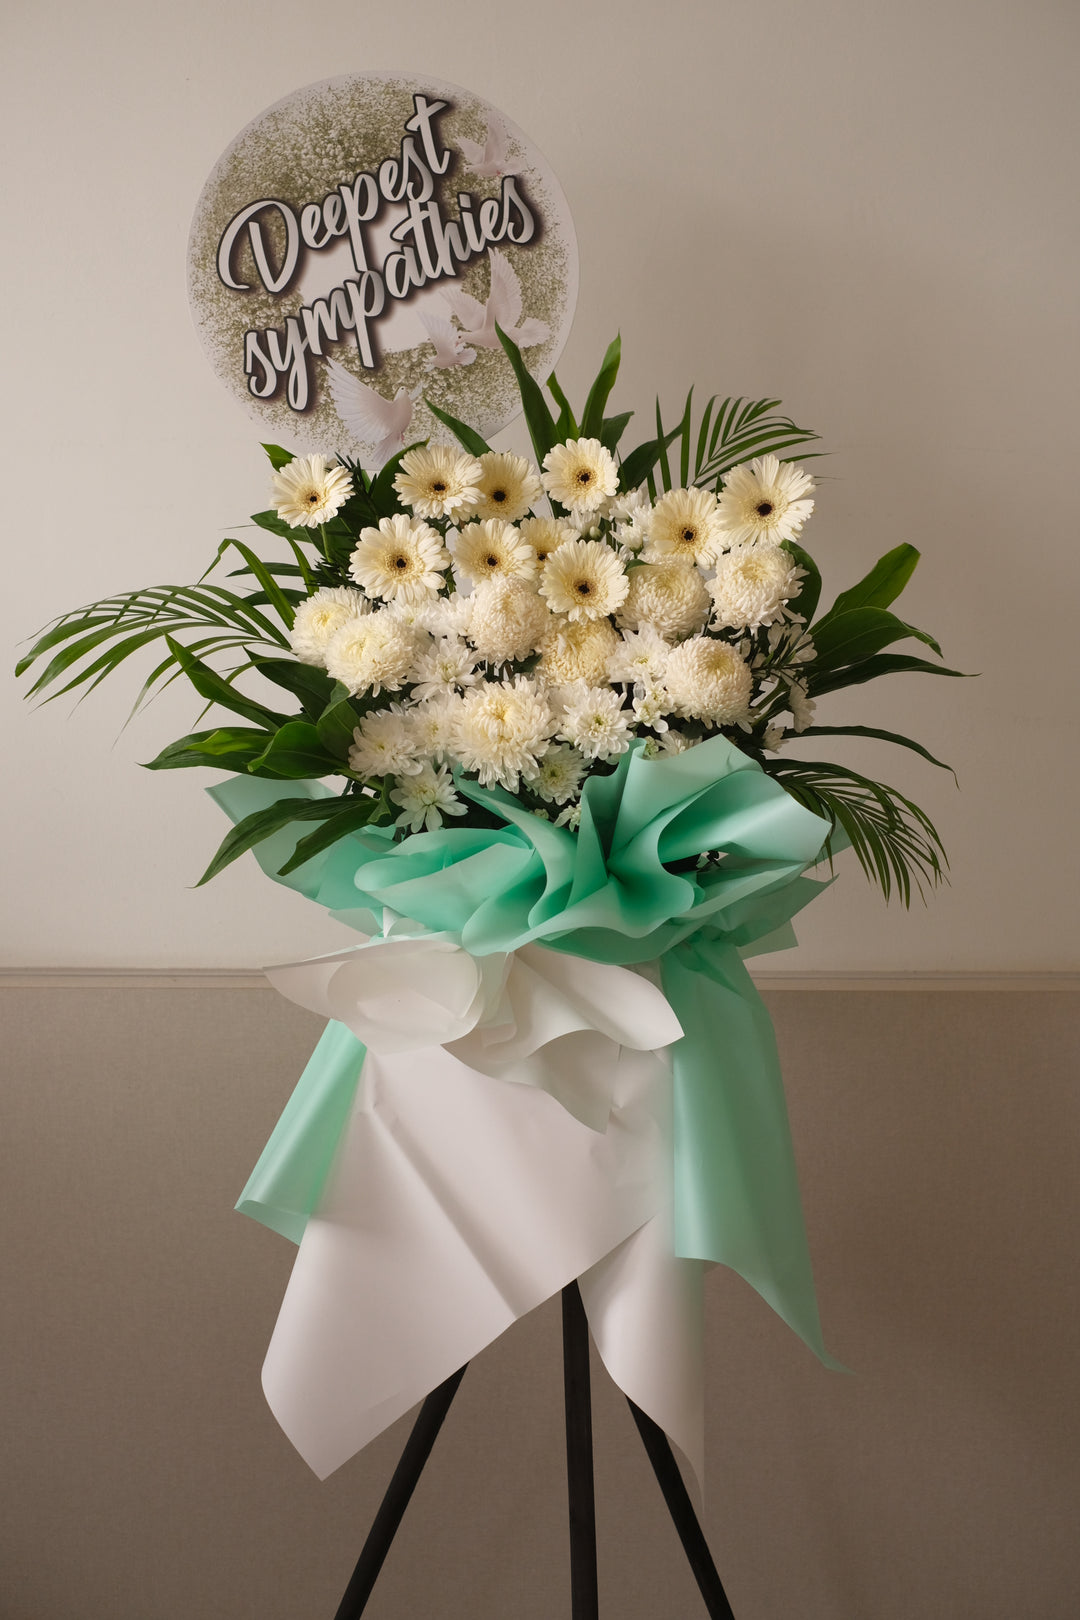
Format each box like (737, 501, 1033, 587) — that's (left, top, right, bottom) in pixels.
(391, 763, 468, 832)
(716, 455, 815, 547)
(558, 685, 633, 760)
(409, 636, 481, 700)
(517, 515, 579, 563)
(324, 610, 420, 697)
(541, 438, 619, 514)
(288, 587, 370, 667)
(452, 676, 555, 790)
(452, 519, 537, 588)
(642, 487, 725, 566)
(350, 515, 449, 604)
(468, 580, 551, 664)
(348, 705, 424, 778)
(270, 454, 352, 528)
(662, 637, 753, 725)
(471, 452, 543, 523)
(393, 445, 483, 519)
(606, 624, 671, 686)
(540, 538, 629, 622)
(524, 742, 588, 805)
(617, 560, 712, 639)
(538, 617, 619, 686)
(709, 543, 804, 630)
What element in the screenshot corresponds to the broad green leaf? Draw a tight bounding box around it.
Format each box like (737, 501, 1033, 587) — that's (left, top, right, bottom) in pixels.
(496, 324, 557, 463)
(165, 636, 289, 729)
(370, 441, 427, 518)
(277, 795, 387, 875)
(580, 335, 621, 438)
(782, 541, 822, 623)
(545, 372, 578, 440)
(251, 657, 335, 718)
(142, 727, 273, 773)
(817, 544, 920, 625)
(247, 720, 344, 779)
(316, 686, 362, 759)
(808, 607, 941, 672)
(795, 725, 955, 776)
(807, 652, 971, 698)
(424, 400, 492, 458)
(196, 795, 350, 885)
(600, 411, 634, 453)
(262, 444, 294, 470)
(250, 509, 297, 539)
(618, 423, 683, 494)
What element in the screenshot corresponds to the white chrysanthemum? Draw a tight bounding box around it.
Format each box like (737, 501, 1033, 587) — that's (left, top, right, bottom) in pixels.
(631, 685, 672, 731)
(471, 452, 543, 523)
(409, 636, 481, 700)
(468, 580, 551, 664)
(555, 802, 582, 831)
(642, 487, 725, 566)
(393, 445, 483, 519)
(524, 742, 588, 805)
(407, 695, 461, 763)
(541, 438, 620, 514)
(452, 519, 537, 588)
(709, 543, 803, 630)
(350, 514, 449, 603)
(662, 637, 754, 725)
(391, 763, 468, 833)
(288, 587, 371, 667)
(657, 729, 694, 756)
(762, 723, 786, 751)
(422, 592, 474, 638)
(716, 455, 815, 547)
(785, 678, 816, 733)
(617, 560, 712, 639)
(270, 454, 352, 528)
(517, 515, 579, 563)
(539, 538, 629, 622)
(452, 676, 555, 790)
(538, 617, 619, 685)
(348, 705, 424, 778)
(606, 624, 671, 686)
(325, 610, 420, 697)
(558, 685, 633, 760)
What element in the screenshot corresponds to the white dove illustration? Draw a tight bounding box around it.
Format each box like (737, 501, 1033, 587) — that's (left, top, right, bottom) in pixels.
(455, 118, 522, 179)
(418, 310, 476, 369)
(325, 359, 421, 465)
(442, 249, 550, 351)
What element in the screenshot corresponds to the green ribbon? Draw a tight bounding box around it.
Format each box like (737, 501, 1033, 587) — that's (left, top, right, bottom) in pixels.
(213, 732, 841, 1366)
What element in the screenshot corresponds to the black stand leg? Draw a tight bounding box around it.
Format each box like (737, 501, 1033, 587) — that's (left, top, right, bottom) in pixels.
(562, 1282, 599, 1620)
(333, 1364, 467, 1620)
(627, 1399, 736, 1619)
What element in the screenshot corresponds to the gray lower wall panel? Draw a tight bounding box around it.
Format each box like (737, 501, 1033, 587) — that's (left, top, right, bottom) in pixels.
(3, 988, 1078, 1620)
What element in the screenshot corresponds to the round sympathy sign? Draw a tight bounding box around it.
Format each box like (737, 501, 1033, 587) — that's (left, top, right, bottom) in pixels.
(188, 74, 578, 464)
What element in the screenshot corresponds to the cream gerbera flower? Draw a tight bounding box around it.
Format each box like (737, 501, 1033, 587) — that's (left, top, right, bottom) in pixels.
(324, 611, 421, 697)
(288, 587, 370, 667)
(452, 676, 555, 790)
(468, 580, 552, 663)
(715, 455, 815, 546)
(270, 454, 353, 528)
(642, 487, 725, 566)
(538, 617, 619, 685)
(709, 543, 803, 630)
(616, 559, 712, 639)
(452, 519, 537, 587)
(350, 515, 449, 603)
(471, 452, 543, 522)
(662, 637, 753, 725)
(393, 445, 484, 520)
(541, 438, 619, 514)
(539, 538, 629, 622)
(557, 685, 633, 760)
(391, 763, 467, 833)
(517, 515, 579, 563)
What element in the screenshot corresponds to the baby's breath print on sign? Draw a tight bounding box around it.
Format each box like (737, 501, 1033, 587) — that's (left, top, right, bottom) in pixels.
(19, 331, 967, 904)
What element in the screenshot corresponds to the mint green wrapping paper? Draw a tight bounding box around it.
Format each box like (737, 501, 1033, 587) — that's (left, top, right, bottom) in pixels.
(213, 732, 841, 1365)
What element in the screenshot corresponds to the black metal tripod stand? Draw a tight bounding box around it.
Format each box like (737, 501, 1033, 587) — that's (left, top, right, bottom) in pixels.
(332, 1282, 736, 1619)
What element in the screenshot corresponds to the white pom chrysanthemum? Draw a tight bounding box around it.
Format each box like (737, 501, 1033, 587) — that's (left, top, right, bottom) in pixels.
(350, 515, 449, 603)
(716, 455, 815, 547)
(541, 438, 619, 514)
(409, 636, 481, 700)
(606, 624, 671, 686)
(471, 452, 543, 523)
(538, 617, 619, 685)
(407, 695, 461, 763)
(422, 593, 474, 639)
(517, 515, 579, 563)
(662, 637, 754, 725)
(288, 587, 370, 667)
(325, 610, 421, 697)
(642, 487, 725, 566)
(452, 519, 537, 588)
(558, 685, 633, 760)
(468, 580, 551, 664)
(709, 542, 803, 630)
(452, 676, 555, 790)
(540, 538, 629, 622)
(617, 560, 712, 639)
(348, 705, 424, 778)
(270, 454, 352, 528)
(393, 445, 484, 519)
(391, 763, 468, 833)
(524, 742, 588, 805)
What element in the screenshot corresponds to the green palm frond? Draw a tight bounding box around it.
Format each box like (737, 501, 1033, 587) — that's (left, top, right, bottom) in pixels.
(765, 758, 948, 905)
(651, 391, 822, 495)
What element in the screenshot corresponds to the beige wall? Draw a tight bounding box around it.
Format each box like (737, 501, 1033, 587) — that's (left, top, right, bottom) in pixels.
(3, 0, 1079, 970)
(5, 985, 1078, 1619)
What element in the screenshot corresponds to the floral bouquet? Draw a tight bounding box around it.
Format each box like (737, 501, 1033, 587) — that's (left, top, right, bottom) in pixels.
(18, 331, 963, 1480)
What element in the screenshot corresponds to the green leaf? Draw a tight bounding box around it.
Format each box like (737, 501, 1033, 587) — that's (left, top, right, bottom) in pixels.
(316, 685, 362, 760)
(277, 796, 387, 875)
(250, 657, 335, 719)
(262, 444, 294, 470)
(370, 441, 426, 518)
(807, 653, 972, 698)
(808, 607, 942, 672)
(781, 541, 822, 623)
(142, 727, 273, 773)
(208, 539, 295, 627)
(618, 424, 683, 493)
(250, 509, 298, 539)
(580, 335, 621, 438)
(247, 721, 344, 780)
(165, 636, 289, 729)
(496, 324, 557, 463)
(817, 544, 921, 624)
(196, 795, 351, 885)
(600, 411, 634, 453)
(794, 725, 956, 776)
(545, 373, 579, 440)
(424, 400, 492, 458)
